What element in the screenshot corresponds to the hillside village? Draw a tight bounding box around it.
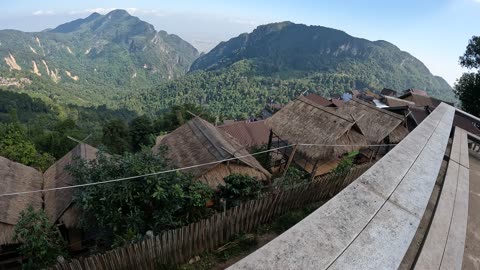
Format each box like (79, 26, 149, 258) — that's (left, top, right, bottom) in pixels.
(1, 86, 480, 269)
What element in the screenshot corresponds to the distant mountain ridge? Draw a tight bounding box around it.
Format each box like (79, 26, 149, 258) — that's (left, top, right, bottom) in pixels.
(0, 9, 199, 107)
(190, 21, 454, 101)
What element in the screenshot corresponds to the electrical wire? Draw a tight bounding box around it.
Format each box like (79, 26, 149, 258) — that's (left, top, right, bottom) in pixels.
(0, 143, 396, 197)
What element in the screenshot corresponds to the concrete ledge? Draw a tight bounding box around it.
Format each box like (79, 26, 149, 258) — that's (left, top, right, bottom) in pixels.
(229, 103, 455, 270)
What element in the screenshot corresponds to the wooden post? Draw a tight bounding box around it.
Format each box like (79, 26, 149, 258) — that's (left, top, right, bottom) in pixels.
(310, 159, 320, 181)
(265, 129, 273, 171)
(282, 144, 298, 178)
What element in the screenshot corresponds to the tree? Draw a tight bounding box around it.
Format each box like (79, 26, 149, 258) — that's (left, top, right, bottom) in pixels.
(454, 73, 480, 116)
(66, 148, 213, 244)
(35, 119, 86, 159)
(217, 174, 264, 209)
(129, 115, 154, 152)
(153, 103, 218, 133)
(102, 119, 130, 154)
(455, 36, 480, 117)
(13, 206, 67, 270)
(460, 36, 480, 69)
(0, 123, 54, 171)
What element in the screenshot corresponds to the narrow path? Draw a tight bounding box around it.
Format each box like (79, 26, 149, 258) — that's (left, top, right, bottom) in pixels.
(463, 151, 480, 270)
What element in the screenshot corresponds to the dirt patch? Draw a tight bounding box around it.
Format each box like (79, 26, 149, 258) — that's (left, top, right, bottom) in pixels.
(31, 61, 41, 76)
(29, 46, 38, 55)
(65, 70, 79, 81)
(4, 53, 21, 71)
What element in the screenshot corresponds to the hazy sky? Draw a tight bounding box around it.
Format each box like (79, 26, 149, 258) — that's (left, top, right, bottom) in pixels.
(2, 0, 479, 86)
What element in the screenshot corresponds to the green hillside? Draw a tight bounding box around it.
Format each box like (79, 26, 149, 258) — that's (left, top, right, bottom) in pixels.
(0, 10, 199, 107)
(190, 22, 455, 102)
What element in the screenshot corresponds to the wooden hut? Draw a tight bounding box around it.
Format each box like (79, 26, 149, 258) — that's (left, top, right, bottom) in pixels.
(43, 143, 98, 249)
(0, 156, 43, 245)
(336, 98, 409, 144)
(153, 117, 271, 188)
(218, 120, 270, 149)
(265, 96, 368, 176)
(382, 95, 416, 107)
(304, 93, 334, 107)
(399, 91, 453, 107)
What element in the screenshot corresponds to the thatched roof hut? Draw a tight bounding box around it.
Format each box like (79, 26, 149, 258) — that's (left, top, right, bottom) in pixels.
(336, 98, 409, 144)
(304, 93, 334, 107)
(382, 95, 415, 107)
(218, 120, 270, 149)
(398, 92, 453, 107)
(43, 143, 98, 229)
(265, 96, 367, 164)
(153, 117, 271, 188)
(0, 157, 43, 245)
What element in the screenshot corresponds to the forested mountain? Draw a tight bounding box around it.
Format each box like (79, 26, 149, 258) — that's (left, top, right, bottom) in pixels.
(0, 10, 199, 107)
(190, 22, 455, 101)
(0, 16, 455, 120)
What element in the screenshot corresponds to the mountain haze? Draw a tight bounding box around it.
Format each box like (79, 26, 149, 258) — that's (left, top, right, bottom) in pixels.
(0, 10, 198, 106)
(190, 22, 454, 100)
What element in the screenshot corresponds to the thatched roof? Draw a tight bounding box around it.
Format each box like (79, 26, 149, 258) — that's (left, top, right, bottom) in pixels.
(381, 88, 398, 97)
(153, 117, 271, 185)
(383, 95, 415, 107)
(399, 92, 452, 107)
(403, 88, 428, 96)
(335, 98, 409, 144)
(304, 93, 334, 107)
(265, 96, 367, 161)
(43, 143, 98, 228)
(0, 156, 43, 245)
(218, 120, 270, 148)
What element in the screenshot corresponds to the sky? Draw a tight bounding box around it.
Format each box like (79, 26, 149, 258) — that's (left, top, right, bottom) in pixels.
(1, 0, 479, 86)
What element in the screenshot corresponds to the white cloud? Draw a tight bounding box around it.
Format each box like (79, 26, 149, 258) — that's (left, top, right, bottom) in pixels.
(32, 10, 55, 16)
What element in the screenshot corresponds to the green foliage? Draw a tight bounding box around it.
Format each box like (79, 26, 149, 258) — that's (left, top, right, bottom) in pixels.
(13, 206, 67, 270)
(0, 10, 198, 108)
(455, 36, 480, 117)
(0, 123, 54, 170)
(0, 88, 138, 159)
(153, 103, 218, 133)
(66, 148, 214, 242)
(217, 174, 264, 209)
(34, 119, 86, 159)
(460, 36, 480, 69)
(454, 73, 480, 117)
(279, 166, 309, 188)
(129, 115, 155, 152)
(102, 119, 131, 154)
(189, 22, 456, 103)
(332, 151, 359, 175)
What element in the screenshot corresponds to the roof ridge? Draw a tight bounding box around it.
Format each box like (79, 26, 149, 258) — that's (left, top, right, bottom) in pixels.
(350, 98, 405, 120)
(297, 96, 354, 122)
(189, 117, 231, 160)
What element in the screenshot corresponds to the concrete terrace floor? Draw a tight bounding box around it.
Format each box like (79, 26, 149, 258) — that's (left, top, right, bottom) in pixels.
(463, 150, 480, 270)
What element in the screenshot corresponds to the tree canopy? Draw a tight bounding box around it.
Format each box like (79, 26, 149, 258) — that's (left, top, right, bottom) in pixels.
(455, 36, 480, 117)
(66, 148, 214, 245)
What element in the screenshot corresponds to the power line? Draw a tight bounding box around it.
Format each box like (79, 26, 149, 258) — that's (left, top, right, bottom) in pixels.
(0, 143, 396, 197)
